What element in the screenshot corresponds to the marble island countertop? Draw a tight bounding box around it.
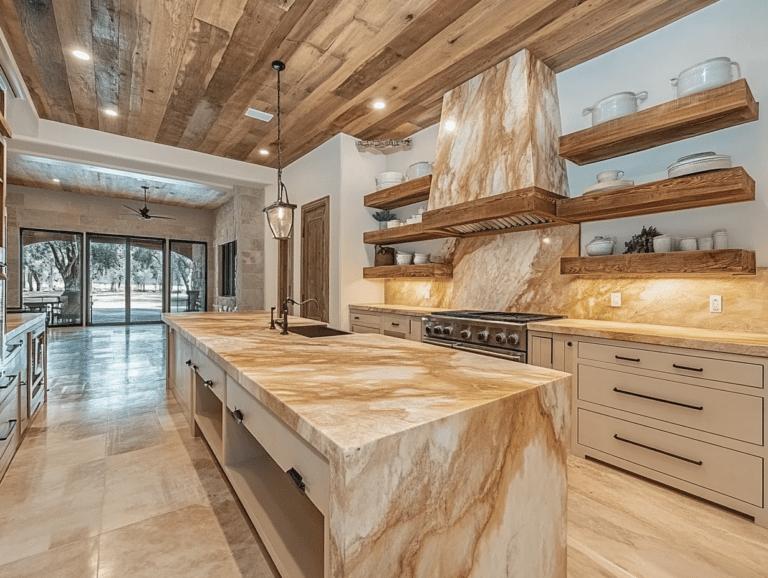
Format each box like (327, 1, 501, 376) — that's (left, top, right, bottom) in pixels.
(529, 318, 768, 358)
(7, 312, 47, 340)
(163, 311, 570, 457)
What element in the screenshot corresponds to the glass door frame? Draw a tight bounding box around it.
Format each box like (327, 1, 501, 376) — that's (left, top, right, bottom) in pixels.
(19, 227, 85, 328)
(168, 239, 208, 313)
(85, 233, 167, 326)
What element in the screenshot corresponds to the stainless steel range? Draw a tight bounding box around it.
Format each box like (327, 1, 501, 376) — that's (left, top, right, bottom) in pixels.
(422, 311, 564, 363)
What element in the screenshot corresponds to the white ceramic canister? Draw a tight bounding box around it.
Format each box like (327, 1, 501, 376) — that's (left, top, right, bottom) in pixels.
(713, 229, 728, 250)
(672, 57, 741, 98)
(698, 237, 714, 250)
(652, 235, 672, 253)
(679, 237, 698, 251)
(583, 91, 648, 126)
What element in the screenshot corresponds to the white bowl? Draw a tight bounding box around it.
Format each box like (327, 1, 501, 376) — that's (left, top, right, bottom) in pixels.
(396, 253, 413, 265)
(387, 220, 401, 228)
(413, 253, 430, 264)
(672, 57, 740, 98)
(585, 236, 615, 256)
(583, 91, 648, 126)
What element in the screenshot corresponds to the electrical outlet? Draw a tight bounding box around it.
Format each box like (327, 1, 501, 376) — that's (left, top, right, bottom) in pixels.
(710, 295, 722, 313)
(611, 293, 621, 307)
(422, 286, 431, 300)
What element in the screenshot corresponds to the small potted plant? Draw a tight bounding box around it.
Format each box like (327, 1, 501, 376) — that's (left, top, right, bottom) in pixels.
(372, 210, 397, 229)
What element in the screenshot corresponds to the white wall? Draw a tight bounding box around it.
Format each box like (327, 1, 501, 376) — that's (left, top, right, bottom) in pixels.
(557, 0, 768, 264)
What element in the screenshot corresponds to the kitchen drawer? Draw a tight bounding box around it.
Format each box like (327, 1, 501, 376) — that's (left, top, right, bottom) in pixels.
(350, 310, 380, 330)
(579, 341, 763, 389)
(0, 386, 19, 463)
(351, 324, 380, 335)
(0, 419, 19, 481)
(578, 364, 763, 445)
(0, 371, 18, 408)
(193, 349, 225, 402)
(4, 338, 23, 373)
(226, 376, 330, 515)
(578, 408, 763, 507)
(381, 315, 407, 339)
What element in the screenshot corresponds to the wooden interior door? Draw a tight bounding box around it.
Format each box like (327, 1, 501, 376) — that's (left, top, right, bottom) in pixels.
(300, 197, 330, 322)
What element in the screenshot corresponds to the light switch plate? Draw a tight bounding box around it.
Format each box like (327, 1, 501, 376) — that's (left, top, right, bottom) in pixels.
(710, 295, 722, 313)
(611, 293, 621, 307)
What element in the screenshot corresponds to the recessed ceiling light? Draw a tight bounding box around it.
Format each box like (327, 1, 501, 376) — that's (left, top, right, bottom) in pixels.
(259, 149, 269, 156)
(72, 50, 91, 61)
(245, 108, 274, 122)
(444, 120, 456, 132)
(104, 109, 118, 116)
(373, 100, 386, 109)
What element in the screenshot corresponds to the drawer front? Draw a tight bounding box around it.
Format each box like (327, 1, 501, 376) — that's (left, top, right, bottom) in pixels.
(350, 311, 380, 329)
(0, 371, 18, 408)
(226, 377, 330, 515)
(4, 337, 24, 366)
(0, 387, 19, 460)
(578, 409, 763, 507)
(0, 421, 19, 480)
(579, 341, 763, 389)
(193, 349, 225, 402)
(351, 324, 380, 335)
(578, 364, 763, 445)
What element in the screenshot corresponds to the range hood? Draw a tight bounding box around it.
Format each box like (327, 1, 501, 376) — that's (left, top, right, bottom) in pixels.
(422, 49, 570, 237)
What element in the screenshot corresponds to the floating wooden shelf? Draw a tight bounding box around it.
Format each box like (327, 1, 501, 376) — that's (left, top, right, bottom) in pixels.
(560, 80, 759, 165)
(363, 264, 453, 280)
(561, 249, 756, 276)
(363, 222, 452, 245)
(0, 110, 11, 139)
(364, 175, 432, 210)
(423, 187, 570, 237)
(556, 167, 754, 223)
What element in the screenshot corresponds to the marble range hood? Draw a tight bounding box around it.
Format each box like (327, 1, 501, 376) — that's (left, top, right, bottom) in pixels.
(422, 49, 570, 237)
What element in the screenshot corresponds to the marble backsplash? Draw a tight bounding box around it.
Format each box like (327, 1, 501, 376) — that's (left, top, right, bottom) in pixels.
(385, 225, 768, 333)
(430, 49, 569, 211)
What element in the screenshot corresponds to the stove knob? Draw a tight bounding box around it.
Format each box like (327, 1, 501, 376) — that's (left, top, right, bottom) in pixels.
(477, 330, 489, 343)
(433, 326, 443, 336)
(460, 329, 471, 340)
(443, 325, 453, 336)
(495, 332, 506, 344)
(507, 333, 520, 346)
(424, 325, 432, 335)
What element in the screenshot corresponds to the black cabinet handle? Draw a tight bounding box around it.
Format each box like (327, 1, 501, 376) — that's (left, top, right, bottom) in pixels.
(567, 342, 572, 347)
(6, 340, 23, 354)
(615, 355, 640, 362)
(286, 467, 306, 493)
(0, 420, 17, 442)
(354, 316, 360, 320)
(230, 408, 243, 425)
(613, 387, 703, 411)
(614, 434, 702, 465)
(391, 322, 400, 327)
(673, 363, 704, 373)
(0, 374, 17, 389)
(185, 359, 193, 366)
(204, 379, 213, 389)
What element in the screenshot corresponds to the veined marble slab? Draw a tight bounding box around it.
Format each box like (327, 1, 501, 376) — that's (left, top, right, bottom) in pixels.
(430, 48, 569, 211)
(529, 318, 768, 358)
(163, 311, 570, 578)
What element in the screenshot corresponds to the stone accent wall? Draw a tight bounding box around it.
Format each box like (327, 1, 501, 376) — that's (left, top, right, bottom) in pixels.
(212, 186, 265, 311)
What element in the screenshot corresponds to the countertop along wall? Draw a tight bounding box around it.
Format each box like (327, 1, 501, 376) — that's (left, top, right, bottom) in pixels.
(7, 185, 215, 313)
(382, 0, 768, 333)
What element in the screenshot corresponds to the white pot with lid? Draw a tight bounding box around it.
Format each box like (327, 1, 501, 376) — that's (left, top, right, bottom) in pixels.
(583, 91, 648, 126)
(671, 57, 740, 98)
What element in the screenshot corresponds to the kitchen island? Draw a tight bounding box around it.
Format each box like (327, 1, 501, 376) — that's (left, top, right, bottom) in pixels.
(163, 311, 571, 578)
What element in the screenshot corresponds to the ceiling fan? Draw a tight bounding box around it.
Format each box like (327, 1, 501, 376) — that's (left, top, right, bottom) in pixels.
(124, 186, 176, 220)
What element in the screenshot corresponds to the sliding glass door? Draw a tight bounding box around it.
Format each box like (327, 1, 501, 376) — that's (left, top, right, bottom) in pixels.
(87, 234, 165, 325)
(20, 229, 84, 326)
(169, 240, 207, 313)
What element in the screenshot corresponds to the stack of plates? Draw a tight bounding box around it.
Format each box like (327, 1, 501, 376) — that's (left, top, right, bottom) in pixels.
(583, 179, 635, 195)
(668, 152, 732, 178)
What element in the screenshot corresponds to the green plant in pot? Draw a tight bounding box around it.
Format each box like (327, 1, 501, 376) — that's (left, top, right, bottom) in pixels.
(372, 210, 397, 229)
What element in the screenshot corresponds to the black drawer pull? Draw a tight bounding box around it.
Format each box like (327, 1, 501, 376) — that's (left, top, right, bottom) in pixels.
(6, 340, 23, 355)
(0, 374, 17, 389)
(391, 322, 400, 327)
(614, 434, 702, 466)
(230, 408, 243, 425)
(186, 359, 193, 366)
(0, 420, 17, 442)
(673, 363, 703, 373)
(204, 380, 214, 389)
(615, 355, 640, 362)
(613, 388, 703, 410)
(567, 342, 572, 347)
(354, 316, 360, 320)
(286, 467, 306, 493)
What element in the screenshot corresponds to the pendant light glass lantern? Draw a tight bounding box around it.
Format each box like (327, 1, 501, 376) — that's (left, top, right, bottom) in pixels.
(264, 60, 296, 240)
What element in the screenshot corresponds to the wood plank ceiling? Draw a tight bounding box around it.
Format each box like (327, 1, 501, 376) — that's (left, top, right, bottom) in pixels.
(0, 0, 717, 168)
(8, 154, 230, 209)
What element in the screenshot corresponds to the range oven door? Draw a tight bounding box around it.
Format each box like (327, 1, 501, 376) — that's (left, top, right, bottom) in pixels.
(423, 337, 526, 363)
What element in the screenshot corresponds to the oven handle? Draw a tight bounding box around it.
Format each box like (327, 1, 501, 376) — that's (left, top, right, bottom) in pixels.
(424, 337, 524, 362)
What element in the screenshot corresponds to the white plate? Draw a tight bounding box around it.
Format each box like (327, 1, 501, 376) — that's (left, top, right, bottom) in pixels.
(583, 179, 635, 195)
(668, 154, 731, 178)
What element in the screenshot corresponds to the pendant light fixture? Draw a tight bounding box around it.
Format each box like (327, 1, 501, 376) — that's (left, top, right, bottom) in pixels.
(263, 60, 296, 240)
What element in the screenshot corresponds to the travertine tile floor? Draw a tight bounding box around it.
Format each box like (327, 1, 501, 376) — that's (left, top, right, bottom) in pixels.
(1, 325, 767, 577)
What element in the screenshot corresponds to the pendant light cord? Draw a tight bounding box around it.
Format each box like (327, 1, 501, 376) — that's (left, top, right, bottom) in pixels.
(276, 65, 285, 202)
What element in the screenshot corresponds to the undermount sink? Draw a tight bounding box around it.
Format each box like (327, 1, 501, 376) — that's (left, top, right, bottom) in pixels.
(288, 325, 351, 338)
